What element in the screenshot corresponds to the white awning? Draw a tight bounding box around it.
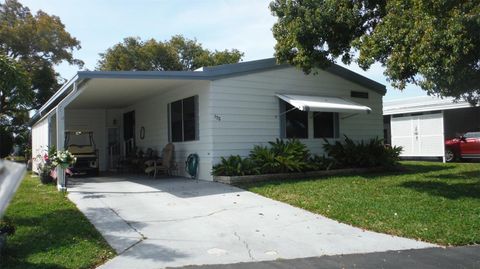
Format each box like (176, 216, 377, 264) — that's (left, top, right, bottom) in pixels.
(277, 94, 371, 113)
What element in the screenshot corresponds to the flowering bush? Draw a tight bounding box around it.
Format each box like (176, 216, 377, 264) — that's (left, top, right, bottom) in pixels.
(51, 150, 76, 169)
(34, 146, 56, 184)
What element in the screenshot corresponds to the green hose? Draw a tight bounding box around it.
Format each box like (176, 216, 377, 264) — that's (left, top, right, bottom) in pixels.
(185, 153, 199, 179)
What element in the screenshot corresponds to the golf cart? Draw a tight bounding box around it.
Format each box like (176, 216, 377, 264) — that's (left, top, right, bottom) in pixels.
(65, 130, 99, 176)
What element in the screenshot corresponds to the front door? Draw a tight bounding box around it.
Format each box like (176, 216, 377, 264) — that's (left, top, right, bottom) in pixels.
(123, 111, 135, 156)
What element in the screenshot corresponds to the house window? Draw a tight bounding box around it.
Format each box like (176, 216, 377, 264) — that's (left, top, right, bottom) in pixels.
(280, 101, 308, 138)
(313, 112, 339, 138)
(169, 96, 198, 142)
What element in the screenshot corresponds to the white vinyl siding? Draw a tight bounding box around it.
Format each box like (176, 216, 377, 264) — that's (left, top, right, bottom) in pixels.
(210, 67, 383, 162)
(126, 81, 213, 180)
(31, 117, 50, 173)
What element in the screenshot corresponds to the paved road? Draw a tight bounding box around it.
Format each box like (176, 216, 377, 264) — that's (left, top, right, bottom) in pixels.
(178, 245, 480, 269)
(67, 176, 435, 269)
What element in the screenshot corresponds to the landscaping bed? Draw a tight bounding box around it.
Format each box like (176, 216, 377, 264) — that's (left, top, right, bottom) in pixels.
(214, 166, 387, 184)
(0, 173, 115, 269)
(240, 161, 480, 246)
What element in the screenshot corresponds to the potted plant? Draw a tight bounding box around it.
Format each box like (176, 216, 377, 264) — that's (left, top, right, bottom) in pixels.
(34, 146, 56, 184)
(51, 150, 76, 170)
(0, 217, 15, 253)
(38, 160, 54, 184)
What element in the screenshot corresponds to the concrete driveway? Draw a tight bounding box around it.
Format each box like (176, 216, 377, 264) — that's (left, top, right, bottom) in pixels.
(67, 176, 436, 269)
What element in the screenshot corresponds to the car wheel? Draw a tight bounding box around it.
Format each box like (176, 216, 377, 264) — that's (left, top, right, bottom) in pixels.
(445, 148, 456, 162)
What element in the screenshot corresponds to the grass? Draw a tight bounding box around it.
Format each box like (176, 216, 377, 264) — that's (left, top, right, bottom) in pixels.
(1, 173, 115, 269)
(240, 161, 480, 246)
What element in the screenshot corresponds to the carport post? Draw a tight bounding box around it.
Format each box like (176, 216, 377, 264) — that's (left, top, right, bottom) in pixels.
(56, 104, 67, 192)
(441, 110, 446, 163)
(54, 81, 86, 192)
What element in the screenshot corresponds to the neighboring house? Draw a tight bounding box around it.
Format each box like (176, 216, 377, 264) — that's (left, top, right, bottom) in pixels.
(383, 96, 480, 160)
(31, 58, 385, 183)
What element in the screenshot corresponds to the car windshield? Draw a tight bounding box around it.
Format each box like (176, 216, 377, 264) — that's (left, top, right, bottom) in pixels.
(464, 132, 480, 138)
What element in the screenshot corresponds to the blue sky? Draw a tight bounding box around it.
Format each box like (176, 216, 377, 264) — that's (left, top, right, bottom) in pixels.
(20, 0, 427, 100)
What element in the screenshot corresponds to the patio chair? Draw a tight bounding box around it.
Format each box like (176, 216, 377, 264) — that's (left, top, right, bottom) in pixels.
(144, 143, 176, 178)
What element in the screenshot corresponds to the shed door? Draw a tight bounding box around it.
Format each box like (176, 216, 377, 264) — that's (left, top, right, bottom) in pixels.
(391, 113, 444, 157)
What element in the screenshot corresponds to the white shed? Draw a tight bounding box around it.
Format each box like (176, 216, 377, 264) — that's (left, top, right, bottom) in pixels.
(384, 96, 480, 160)
(30, 58, 386, 189)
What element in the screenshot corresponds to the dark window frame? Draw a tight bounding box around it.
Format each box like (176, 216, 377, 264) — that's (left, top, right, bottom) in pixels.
(168, 96, 199, 142)
(279, 101, 308, 139)
(280, 99, 341, 139)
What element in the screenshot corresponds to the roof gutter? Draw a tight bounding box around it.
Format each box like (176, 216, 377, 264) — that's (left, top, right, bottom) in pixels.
(29, 74, 80, 126)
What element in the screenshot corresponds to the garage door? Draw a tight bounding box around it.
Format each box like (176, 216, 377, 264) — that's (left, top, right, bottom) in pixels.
(391, 113, 444, 157)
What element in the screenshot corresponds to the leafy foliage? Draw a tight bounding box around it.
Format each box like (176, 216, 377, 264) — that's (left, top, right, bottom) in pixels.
(0, 0, 82, 155)
(0, 0, 83, 109)
(249, 145, 277, 174)
(212, 137, 401, 177)
(261, 139, 311, 173)
(0, 55, 30, 118)
(97, 35, 244, 71)
(0, 55, 29, 157)
(323, 136, 402, 168)
(307, 154, 336, 171)
(270, 0, 480, 104)
(212, 155, 257, 177)
(213, 139, 313, 176)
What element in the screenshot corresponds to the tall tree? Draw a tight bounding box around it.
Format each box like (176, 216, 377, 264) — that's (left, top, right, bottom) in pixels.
(270, 0, 480, 104)
(97, 35, 244, 71)
(0, 0, 83, 156)
(0, 0, 83, 110)
(0, 54, 29, 157)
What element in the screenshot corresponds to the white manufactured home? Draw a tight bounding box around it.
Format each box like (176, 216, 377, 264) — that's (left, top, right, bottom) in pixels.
(31, 58, 386, 187)
(384, 96, 480, 159)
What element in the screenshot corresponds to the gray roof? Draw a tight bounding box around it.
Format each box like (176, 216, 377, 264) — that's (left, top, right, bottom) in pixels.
(383, 96, 474, 115)
(30, 58, 386, 125)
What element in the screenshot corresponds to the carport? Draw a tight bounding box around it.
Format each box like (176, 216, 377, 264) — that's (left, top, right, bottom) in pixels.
(383, 96, 480, 161)
(30, 71, 209, 191)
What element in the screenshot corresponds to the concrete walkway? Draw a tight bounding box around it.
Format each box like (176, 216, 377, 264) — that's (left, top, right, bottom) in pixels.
(67, 176, 436, 269)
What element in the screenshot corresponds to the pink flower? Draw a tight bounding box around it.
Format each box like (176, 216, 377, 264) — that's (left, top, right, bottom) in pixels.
(43, 154, 49, 161)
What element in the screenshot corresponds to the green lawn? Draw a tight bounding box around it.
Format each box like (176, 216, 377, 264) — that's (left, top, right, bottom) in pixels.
(1, 174, 115, 269)
(241, 161, 480, 246)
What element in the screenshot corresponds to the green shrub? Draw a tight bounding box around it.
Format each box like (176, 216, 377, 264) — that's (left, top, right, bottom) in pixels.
(213, 139, 312, 176)
(323, 136, 403, 168)
(211, 155, 258, 176)
(251, 139, 311, 173)
(212, 137, 401, 177)
(249, 145, 277, 174)
(307, 154, 336, 171)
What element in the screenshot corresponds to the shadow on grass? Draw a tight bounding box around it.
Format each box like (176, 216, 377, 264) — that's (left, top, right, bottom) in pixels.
(0, 258, 66, 269)
(0, 208, 110, 269)
(424, 170, 480, 180)
(400, 180, 480, 200)
(238, 163, 453, 189)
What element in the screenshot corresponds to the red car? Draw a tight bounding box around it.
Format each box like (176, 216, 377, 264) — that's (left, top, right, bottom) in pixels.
(445, 131, 480, 162)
